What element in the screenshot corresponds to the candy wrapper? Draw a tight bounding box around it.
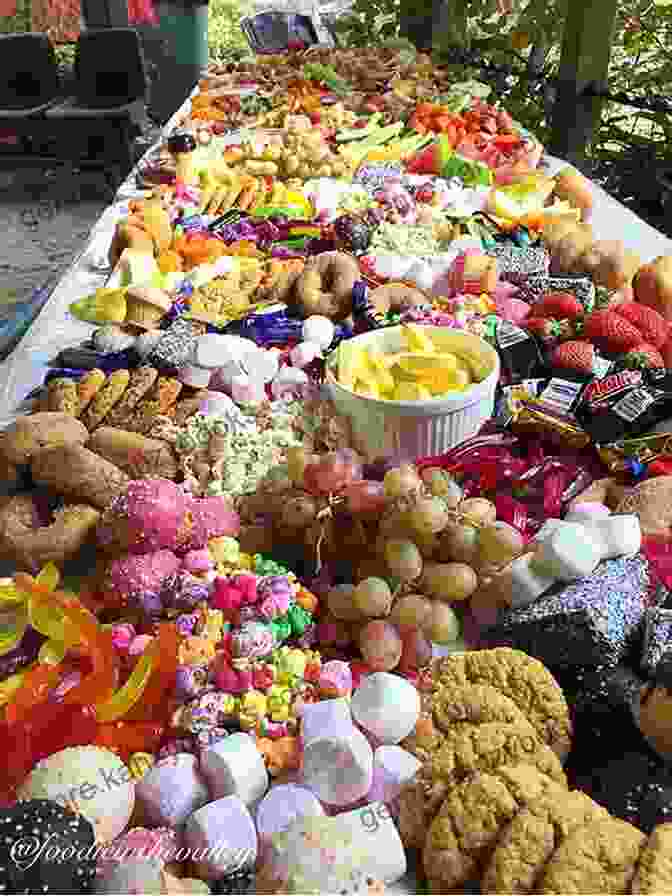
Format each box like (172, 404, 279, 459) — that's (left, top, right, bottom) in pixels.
(494, 319, 545, 385)
(511, 399, 591, 450)
(486, 245, 550, 285)
(515, 275, 596, 312)
(576, 368, 672, 444)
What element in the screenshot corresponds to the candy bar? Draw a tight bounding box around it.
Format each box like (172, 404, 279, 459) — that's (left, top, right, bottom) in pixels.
(332, 802, 407, 883)
(255, 785, 325, 844)
(481, 555, 649, 668)
(350, 672, 420, 745)
(495, 320, 546, 385)
(581, 369, 644, 411)
(486, 245, 550, 285)
(509, 552, 557, 608)
(135, 753, 209, 828)
(184, 795, 258, 880)
(576, 369, 672, 443)
(531, 522, 603, 581)
(200, 733, 269, 807)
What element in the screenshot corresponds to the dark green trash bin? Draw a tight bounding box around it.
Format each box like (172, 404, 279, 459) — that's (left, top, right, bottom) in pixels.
(153, 0, 209, 123)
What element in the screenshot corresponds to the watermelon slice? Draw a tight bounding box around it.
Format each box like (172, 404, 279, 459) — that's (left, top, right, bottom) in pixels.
(406, 134, 453, 175)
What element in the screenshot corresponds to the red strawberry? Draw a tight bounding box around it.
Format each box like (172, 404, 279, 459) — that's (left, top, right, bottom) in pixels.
(530, 291, 584, 320)
(623, 343, 665, 369)
(551, 340, 595, 374)
(613, 303, 668, 349)
(524, 316, 561, 342)
(661, 334, 672, 369)
(582, 310, 642, 352)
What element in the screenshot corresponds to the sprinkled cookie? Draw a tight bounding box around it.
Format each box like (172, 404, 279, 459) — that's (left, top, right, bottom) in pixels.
(82, 369, 131, 430)
(105, 365, 159, 427)
(47, 377, 79, 416)
(76, 368, 106, 415)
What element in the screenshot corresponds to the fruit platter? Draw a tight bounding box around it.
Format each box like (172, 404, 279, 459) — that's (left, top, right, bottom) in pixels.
(3, 41, 672, 896)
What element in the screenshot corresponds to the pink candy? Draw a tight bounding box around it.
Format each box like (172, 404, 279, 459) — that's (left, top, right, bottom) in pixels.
(106, 549, 181, 603)
(319, 660, 352, 698)
(182, 497, 240, 552)
(182, 549, 214, 574)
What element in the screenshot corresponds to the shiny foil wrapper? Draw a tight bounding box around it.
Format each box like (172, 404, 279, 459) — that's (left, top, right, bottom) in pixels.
(511, 401, 590, 450)
(596, 445, 632, 475)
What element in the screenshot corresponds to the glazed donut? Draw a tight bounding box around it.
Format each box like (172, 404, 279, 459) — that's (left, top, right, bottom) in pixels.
(0, 494, 100, 573)
(293, 252, 360, 321)
(31, 443, 130, 510)
(369, 282, 426, 315)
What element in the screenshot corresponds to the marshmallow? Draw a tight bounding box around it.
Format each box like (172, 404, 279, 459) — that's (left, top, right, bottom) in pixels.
(331, 802, 407, 884)
(243, 349, 279, 383)
(184, 795, 257, 880)
(531, 522, 603, 582)
(230, 373, 266, 404)
(179, 363, 212, 389)
(301, 704, 373, 806)
(302, 315, 335, 351)
(195, 334, 257, 369)
(255, 785, 325, 844)
(564, 502, 611, 526)
(532, 518, 567, 544)
(135, 753, 209, 828)
(198, 391, 237, 417)
(270, 366, 309, 398)
(509, 552, 557, 608)
(595, 513, 642, 559)
(350, 672, 420, 745)
(368, 745, 421, 806)
(289, 341, 322, 369)
(200, 733, 269, 807)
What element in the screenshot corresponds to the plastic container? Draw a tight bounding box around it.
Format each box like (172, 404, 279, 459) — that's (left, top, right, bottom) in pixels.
(325, 326, 500, 463)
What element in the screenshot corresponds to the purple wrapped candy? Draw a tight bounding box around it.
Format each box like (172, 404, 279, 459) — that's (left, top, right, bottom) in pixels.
(175, 665, 208, 700)
(137, 591, 164, 617)
(161, 572, 211, 612)
(257, 575, 293, 621)
(176, 613, 200, 636)
(0, 626, 45, 680)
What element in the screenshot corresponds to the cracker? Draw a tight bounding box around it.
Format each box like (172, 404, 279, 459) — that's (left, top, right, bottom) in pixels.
(76, 369, 106, 415)
(105, 366, 159, 427)
(81, 370, 131, 430)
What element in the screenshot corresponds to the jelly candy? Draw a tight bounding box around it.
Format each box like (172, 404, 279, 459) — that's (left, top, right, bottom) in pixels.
(125, 623, 179, 722)
(94, 721, 164, 760)
(95, 644, 157, 723)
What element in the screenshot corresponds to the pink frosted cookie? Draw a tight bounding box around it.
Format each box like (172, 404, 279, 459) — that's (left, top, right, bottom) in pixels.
(105, 549, 180, 612)
(98, 478, 188, 553)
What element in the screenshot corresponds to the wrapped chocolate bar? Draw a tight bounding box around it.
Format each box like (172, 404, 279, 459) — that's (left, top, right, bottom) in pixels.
(516, 275, 596, 312)
(486, 245, 550, 285)
(494, 319, 546, 385)
(537, 372, 589, 416)
(577, 369, 672, 444)
(511, 398, 591, 450)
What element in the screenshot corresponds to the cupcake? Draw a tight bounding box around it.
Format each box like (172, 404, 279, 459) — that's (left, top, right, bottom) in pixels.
(125, 286, 173, 329)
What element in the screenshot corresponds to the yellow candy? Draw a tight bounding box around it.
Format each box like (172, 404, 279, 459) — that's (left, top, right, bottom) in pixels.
(395, 352, 459, 375)
(95, 646, 156, 723)
(365, 350, 396, 393)
(393, 382, 432, 401)
(402, 324, 436, 354)
(0, 670, 25, 705)
(128, 752, 155, 780)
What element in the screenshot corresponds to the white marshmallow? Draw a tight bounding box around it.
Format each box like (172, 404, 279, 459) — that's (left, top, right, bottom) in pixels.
(331, 802, 407, 884)
(531, 519, 567, 544)
(178, 363, 212, 389)
(199, 391, 238, 417)
(184, 795, 258, 881)
(243, 349, 279, 383)
(594, 513, 642, 559)
(368, 745, 421, 806)
(255, 785, 325, 844)
(195, 334, 257, 369)
(211, 359, 246, 390)
(509, 552, 557, 608)
(301, 705, 373, 806)
(289, 341, 322, 369)
(302, 315, 335, 351)
(564, 502, 611, 526)
(270, 366, 309, 398)
(135, 753, 209, 828)
(230, 373, 266, 404)
(300, 698, 353, 745)
(531, 522, 602, 582)
(200, 733, 269, 807)
(350, 673, 420, 745)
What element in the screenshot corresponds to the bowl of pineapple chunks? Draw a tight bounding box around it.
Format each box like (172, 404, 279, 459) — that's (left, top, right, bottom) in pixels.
(325, 324, 500, 462)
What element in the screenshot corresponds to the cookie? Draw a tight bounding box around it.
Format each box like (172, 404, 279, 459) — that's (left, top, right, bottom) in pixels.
(432, 682, 531, 734)
(173, 391, 208, 427)
(47, 377, 79, 416)
(81, 369, 131, 430)
(130, 377, 183, 434)
(431, 649, 572, 761)
(482, 789, 609, 893)
(430, 722, 567, 789)
(105, 366, 159, 427)
(537, 815, 645, 894)
(77, 369, 106, 415)
(423, 765, 565, 892)
(632, 823, 672, 894)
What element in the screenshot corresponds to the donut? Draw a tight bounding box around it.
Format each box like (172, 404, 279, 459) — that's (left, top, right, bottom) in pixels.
(369, 282, 426, 315)
(293, 252, 360, 321)
(0, 494, 100, 573)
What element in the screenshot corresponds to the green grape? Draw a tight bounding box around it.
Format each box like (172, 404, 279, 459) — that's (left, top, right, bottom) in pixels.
(326, 583, 364, 621)
(409, 496, 450, 536)
(390, 593, 432, 629)
(425, 603, 461, 645)
(384, 538, 423, 583)
(421, 467, 463, 507)
(422, 562, 478, 603)
(383, 464, 421, 499)
(353, 576, 393, 618)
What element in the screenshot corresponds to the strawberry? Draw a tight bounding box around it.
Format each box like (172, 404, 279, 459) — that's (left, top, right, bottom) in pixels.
(551, 340, 595, 374)
(529, 291, 584, 321)
(623, 343, 665, 369)
(582, 310, 643, 353)
(661, 334, 672, 369)
(524, 316, 561, 342)
(614, 303, 668, 349)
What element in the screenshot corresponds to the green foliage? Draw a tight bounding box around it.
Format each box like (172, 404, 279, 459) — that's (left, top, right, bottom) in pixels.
(0, 0, 31, 34)
(208, 0, 255, 63)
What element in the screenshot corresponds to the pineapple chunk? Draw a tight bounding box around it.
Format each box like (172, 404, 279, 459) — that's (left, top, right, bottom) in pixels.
(402, 324, 436, 354)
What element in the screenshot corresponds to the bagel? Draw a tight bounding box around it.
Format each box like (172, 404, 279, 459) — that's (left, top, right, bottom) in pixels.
(369, 282, 426, 315)
(293, 251, 359, 321)
(0, 493, 100, 573)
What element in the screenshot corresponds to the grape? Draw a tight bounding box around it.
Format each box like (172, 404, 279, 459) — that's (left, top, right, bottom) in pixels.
(425, 603, 461, 645)
(458, 498, 497, 526)
(280, 495, 318, 529)
(379, 509, 414, 540)
(422, 562, 478, 603)
(287, 447, 310, 485)
(326, 583, 365, 621)
(383, 464, 421, 499)
(390, 593, 432, 629)
(421, 468, 463, 507)
(409, 497, 450, 536)
(303, 451, 358, 494)
(477, 522, 524, 568)
(344, 480, 387, 514)
(353, 577, 393, 617)
(359, 620, 403, 672)
(438, 522, 480, 564)
(384, 539, 423, 582)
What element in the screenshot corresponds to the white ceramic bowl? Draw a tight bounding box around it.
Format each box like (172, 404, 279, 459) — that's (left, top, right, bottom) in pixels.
(325, 325, 500, 463)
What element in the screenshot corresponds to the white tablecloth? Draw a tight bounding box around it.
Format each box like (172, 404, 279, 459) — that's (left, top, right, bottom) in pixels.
(0, 131, 670, 428)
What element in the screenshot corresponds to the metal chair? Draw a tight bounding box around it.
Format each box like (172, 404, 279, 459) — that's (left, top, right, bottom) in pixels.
(45, 28, 150, 190)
